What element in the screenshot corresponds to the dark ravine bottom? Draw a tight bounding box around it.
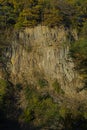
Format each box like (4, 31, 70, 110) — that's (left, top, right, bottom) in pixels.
(1, 116, 87, 130)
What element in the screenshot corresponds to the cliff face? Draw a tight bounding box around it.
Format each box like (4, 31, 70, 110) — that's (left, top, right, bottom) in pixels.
(5, 25, 86, 99)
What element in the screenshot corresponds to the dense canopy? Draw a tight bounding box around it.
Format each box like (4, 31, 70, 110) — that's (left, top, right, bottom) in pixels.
(0, 0, 87, 28)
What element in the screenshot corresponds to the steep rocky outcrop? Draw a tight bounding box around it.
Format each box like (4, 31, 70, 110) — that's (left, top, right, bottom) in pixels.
(4, 25, 86, 100)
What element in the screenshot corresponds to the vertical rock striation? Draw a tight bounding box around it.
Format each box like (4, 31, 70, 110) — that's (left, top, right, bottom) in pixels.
(5, 25, 86, 99)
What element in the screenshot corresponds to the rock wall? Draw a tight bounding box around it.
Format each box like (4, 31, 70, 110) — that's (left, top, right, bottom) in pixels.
(5, 25, 86, 99)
